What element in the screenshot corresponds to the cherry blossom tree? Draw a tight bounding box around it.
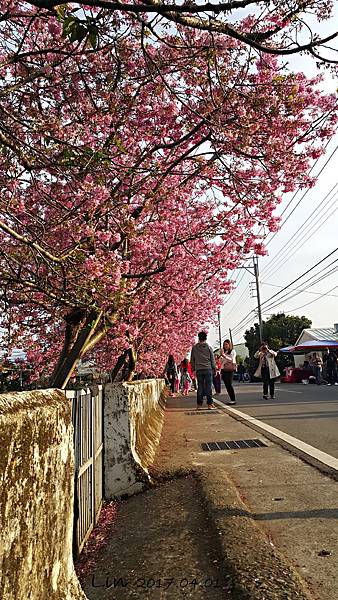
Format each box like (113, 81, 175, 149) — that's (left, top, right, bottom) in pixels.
(5, 0, 338, 66)
(0, 7, 337, 387)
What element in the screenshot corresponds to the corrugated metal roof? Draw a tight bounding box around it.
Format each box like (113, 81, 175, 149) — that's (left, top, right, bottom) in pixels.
(296, 327, 338, 344)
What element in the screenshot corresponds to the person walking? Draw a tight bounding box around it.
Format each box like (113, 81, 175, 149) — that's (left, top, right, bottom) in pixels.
(311, 352, 323, 385)
(323, 349, 338, 386)
(180, 359, 193, 395)
(237, 362, 246, 383)
(213, 352, 222, 395)
(191, 331, 216, 409)
(164, 354, 178, 396)
(254, 342, 280, 400)
(174, 368, 181, 393)
(220, 339, 237, 405)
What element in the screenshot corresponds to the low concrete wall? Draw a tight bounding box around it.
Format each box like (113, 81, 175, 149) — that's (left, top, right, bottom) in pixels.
(0, 389, 87, 600)
(104, 379, 166, 498)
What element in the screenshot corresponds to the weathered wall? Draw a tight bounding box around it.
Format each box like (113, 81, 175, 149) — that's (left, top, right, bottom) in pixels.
(104, 379, 166, 498)
(0, 389, 87, 600)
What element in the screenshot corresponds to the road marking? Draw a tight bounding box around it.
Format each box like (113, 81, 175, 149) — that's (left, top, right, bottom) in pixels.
(213, 399, 338, 472)
(274, 387, 303, 394)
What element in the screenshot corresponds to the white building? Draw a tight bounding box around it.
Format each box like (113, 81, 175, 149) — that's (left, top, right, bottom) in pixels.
(293, 324, 338, 366)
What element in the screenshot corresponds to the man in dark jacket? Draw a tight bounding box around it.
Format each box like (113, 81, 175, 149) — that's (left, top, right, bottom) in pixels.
(191, 331, 216, 409)
(323, 349, 338, 385)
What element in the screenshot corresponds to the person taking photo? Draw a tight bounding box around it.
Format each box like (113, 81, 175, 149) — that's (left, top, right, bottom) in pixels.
(254, 342, 280, 400)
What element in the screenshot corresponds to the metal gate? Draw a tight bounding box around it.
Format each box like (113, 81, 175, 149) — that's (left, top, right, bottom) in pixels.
(68, 386, 104, 557)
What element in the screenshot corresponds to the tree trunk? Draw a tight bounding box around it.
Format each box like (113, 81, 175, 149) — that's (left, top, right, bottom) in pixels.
(110, 351, 128, 382)
(125, 345, 137, 382)
(49, 309, 102, 389)
(49, 308, 86, 383)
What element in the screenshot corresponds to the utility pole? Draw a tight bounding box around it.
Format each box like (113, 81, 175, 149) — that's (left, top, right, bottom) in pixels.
(253, 256, 263, 343)
(231, 256, 263, 343)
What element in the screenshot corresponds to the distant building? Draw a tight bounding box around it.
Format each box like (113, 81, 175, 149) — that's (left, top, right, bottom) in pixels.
(294, 324, 338, 366)
(212, 342, 248, 360)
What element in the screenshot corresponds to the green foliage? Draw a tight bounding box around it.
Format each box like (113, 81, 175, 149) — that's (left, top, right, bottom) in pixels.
(55, 6, 99, 49)
(244, 313, 312, 374)
(58, 146, 111, 169)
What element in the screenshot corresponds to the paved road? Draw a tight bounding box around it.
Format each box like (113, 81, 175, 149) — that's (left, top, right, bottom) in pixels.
(217, 382, 338, 460)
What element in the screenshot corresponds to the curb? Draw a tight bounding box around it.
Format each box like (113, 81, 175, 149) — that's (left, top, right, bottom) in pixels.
(213, 400, 338, 481)
(196, 466, 314, 600)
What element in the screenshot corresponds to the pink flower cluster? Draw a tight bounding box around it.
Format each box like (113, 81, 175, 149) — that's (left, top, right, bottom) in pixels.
(0, 6, 336, 379)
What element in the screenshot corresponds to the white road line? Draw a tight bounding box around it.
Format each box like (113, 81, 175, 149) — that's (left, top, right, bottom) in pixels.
(213, 399, 338, 472)
(274, 388, 303, 394)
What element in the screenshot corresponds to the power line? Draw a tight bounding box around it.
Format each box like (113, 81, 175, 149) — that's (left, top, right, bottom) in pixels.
(261, 263, 338, 313)
(262, 183, 338, 278)
(220, 268, 251, 330)
(260, 247, 338, 309)
(221, 138, 338, 338)
(261, 140, 331, 247)
(231, 309, 260, 337)
(229, 247, 338, 339)
(263, 141, 338, 251)
(261, 261, 338, 312)
(280, 284, 338, 313)
(222, 283, 250, 322)
(263, 183, 338, 277)
(261, 281, 338, 299)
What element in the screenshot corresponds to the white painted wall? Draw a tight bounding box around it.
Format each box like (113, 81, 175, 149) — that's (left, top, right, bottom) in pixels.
(104, 379, 166, 499)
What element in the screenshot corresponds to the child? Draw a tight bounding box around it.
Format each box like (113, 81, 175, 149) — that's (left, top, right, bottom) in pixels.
(181, 367, 192, 395)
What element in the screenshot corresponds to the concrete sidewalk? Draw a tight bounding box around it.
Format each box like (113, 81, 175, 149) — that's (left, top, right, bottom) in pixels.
(80, 391, 338, 600)
(152, 393, 338, 600)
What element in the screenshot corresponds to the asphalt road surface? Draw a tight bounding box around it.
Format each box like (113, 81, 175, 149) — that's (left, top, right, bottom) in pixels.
(217, 381, 338, 460)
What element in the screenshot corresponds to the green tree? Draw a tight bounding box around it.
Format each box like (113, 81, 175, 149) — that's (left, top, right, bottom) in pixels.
(244, 313, 312, 375)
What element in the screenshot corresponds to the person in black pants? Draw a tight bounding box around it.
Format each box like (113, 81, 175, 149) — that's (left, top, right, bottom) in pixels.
(254, 343, 280, 399)
(220, 339, 237, 405)
(323, 349, 338, 385)
(164, 354, 178, 396)
(213, 352, 222, 394)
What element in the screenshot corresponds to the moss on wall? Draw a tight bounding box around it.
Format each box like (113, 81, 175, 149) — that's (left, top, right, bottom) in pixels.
(0, 389, 87, 600)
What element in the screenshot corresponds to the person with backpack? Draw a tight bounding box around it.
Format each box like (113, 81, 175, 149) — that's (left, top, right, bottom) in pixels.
(164, 355, 178, 397)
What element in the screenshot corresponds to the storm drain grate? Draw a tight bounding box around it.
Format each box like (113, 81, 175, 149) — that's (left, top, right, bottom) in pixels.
(185, 410, 221, 415)
(201, 438, 267, 452)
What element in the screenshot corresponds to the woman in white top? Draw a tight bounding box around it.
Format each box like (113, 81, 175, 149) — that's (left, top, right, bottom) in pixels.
(254, 342, 280, 399)
(220, 339, 237, 405)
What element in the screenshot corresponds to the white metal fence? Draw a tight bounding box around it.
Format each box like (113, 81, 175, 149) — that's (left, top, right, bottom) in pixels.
(67, 386, 104, 557)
